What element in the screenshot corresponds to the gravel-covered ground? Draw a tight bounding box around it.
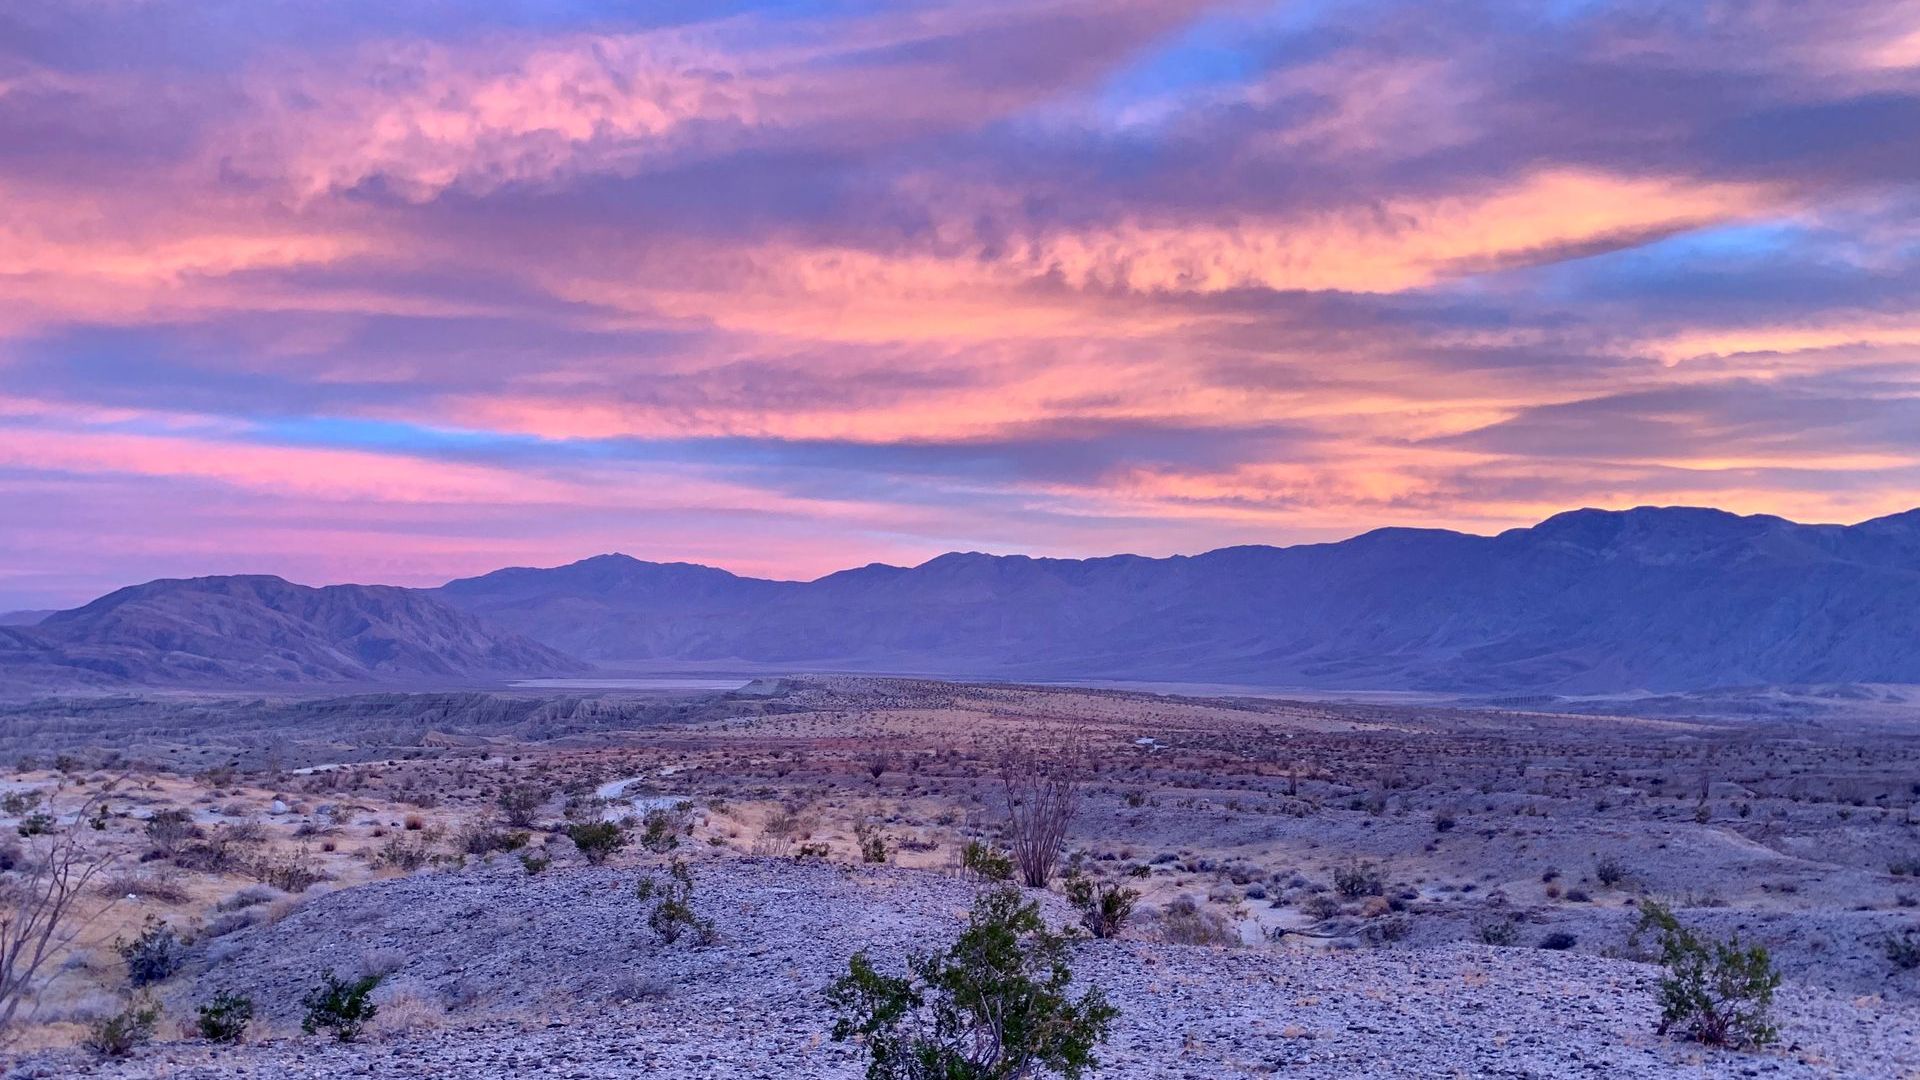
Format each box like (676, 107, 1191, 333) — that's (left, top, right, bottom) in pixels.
(7, 855, 1914, 1079)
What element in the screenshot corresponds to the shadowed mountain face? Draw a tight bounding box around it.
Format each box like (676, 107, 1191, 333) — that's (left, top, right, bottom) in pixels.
(1, 576, 582, 689)
(435, 506, 1920, 694)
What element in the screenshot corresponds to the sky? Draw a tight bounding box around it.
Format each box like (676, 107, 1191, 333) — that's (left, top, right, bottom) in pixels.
(3, 0, 1919, 609)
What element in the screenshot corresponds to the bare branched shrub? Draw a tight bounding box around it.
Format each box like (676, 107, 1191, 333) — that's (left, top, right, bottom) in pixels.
(1001, 746, 1080, 889)
(752, 808, 813, 858)
(1, 792, 118, 1032)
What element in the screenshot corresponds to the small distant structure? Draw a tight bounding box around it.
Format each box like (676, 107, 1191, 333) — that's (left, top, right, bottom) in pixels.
(1133, 737, 1163, 752)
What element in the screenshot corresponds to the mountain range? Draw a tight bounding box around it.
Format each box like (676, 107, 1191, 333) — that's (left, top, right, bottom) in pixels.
(6, 505, 1920, 695)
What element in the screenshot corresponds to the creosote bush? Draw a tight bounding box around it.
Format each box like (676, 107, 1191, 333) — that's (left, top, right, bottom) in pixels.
(640, 809, 682, 853)
(854, 821, 890, 864)
(1332, 859, 1384, 899)
(960, 841, 1014, 883)
(85, 1000, 159, 1058)
(1064, 873, 1137, 939)
(117, 917, 187, 988)
(568, 821, 628, 866)
(302, 971, 383, 1042)
(195, 991, 255, 1044)
(637, 859, 716, 946)
(1638, 901, 1780, 1049)
(829, 885, 1116, 1080)
(497, 784, 545, 829)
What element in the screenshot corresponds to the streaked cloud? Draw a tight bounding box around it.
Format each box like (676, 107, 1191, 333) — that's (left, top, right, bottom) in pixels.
(0, 0, 1916, 607)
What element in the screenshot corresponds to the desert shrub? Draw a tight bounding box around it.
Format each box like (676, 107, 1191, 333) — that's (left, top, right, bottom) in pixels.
(1594, 856, 1629, 887)
(252, 846, 325, 892)
(1299, 892, 1342, 920)
(195, 991, 254, 1044)
(1064, 874, 1137, 940)
(497, 784, 545, 828)
(754, 808, 813, 857)
(640, 809, 681, 854)
(1364, 916, 1412, 944)
(117, 917, 187, 987)
(1637, 901, 1779, 1049)
(829, 885, 1116, 1080)
(569, 821, 628, 865)
(1886, 929, 1920, 971)
(216, 884, 284, 911)
(16, 810, 53, 837)
(1431, 810, 1456, 833)
(638, 859, 716, 946)
(1332, 859, 1384, 899)
(1476, 919, 1519, 947)
(374, 832, 440, 872)
(301, 971, 382, 1042)
(459, 825, 528, 856)
(0, 790, 36, 816)
(794, 842, 832, 861)
(961, 841, 1015, 883)
(520, 850, 551, 875)
(1158, 896, 1237, 946)
(84, 1001, 159, 1057)
(1538, 931, 1578, 950)
(98, 869, 191, 905)
(853, 821, 890, 864)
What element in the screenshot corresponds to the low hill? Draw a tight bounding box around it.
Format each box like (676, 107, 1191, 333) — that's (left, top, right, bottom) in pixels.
(3, 575, 583, 689)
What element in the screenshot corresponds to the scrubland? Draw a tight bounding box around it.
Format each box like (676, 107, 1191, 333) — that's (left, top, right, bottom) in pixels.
(2, 677, 1915, 1077)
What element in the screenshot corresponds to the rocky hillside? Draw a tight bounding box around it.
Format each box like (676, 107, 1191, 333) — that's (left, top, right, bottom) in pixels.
(0, 576, 583, 690)
(436, 506, 1920, 693)
(10, 857, 1912, 1078)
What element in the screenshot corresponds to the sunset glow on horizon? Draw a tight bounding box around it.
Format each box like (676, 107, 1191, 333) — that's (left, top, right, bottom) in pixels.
(4, 1, 1920, 609)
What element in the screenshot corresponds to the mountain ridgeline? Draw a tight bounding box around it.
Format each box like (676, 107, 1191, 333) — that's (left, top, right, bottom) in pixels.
(7, 506, 1920, 694)
(433, 506, 1920, 693)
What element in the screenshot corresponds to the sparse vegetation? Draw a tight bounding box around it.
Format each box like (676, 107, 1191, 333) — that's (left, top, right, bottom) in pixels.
(301, 971, 383, 1042)
(1886, 929, 1920, 971)
(1001, 747, 1079, 889)
(960, 841, 1015, 883)
(117, 916, 187, 987)
(195, 991, 255, 1043)
(1064, 873, 1137, 939)
(84, 1000, 159, 1057)
(568, 821, 628, 866)
(853, 820, 889, 864)
(829, 884, 1117, 1080)
(1637, 901, 1780, 1049)
(638, 859, 716, 946)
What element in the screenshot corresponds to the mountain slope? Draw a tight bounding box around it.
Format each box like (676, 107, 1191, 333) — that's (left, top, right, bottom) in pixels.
(433, 506, 1920, 693)
(10, 576, 583, 689)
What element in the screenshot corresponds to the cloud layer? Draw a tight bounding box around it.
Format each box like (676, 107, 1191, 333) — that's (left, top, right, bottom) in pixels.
(2, 0, 1918, 607)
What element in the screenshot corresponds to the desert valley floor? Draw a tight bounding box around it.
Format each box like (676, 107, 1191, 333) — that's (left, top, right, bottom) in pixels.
(1, 677, 1915, 1078)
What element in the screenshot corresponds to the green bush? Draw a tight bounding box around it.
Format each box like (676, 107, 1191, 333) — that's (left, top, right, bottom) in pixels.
(568, 821, 628, 865)
(497, 784, 545, 828)
(960, 841, 1014, 883)
(84, 1001, 159, 1058)
(1064, 874, 1137, 940)
(301, 971, 382, 1042)
(640, 809, 681, 853)
(829, 885, 1116, 1080)
(117, 917, 187, 988)
(1638, 901, 1780, 1048)
(195, 991, 255, 1044)
(639, 859, 716, 946)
